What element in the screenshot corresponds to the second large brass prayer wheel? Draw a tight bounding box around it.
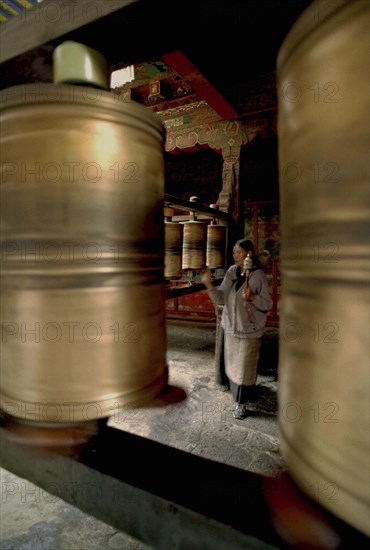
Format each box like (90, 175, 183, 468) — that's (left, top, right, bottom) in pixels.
(277, 0, 369, 536)
(0, 84, 168, 422)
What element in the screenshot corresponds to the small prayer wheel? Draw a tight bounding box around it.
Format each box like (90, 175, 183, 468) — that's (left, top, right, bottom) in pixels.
(182, 220, 207, 271)
(181, 197, 207, 271)
(164, 208, 183, 279)
(206, 223, 226, 269)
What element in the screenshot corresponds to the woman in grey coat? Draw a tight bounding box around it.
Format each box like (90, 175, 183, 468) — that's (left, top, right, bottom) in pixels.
(201, 239, 272, 419)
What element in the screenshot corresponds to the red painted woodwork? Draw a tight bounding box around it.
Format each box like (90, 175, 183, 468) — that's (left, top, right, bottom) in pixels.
(162, 50, 238, 120)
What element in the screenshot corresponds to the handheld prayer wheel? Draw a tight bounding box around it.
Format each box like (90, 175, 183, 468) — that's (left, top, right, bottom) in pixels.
(164, 208, 183, 279)
(0, 83, 168, 423)
(277, 0, 369, 536)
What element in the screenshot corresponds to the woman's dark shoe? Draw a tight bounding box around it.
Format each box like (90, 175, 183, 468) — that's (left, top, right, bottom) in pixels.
(233, 404, 248, 420)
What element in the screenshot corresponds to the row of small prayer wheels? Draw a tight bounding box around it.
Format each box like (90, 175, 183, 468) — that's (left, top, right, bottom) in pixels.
(164, 209, 227, 278)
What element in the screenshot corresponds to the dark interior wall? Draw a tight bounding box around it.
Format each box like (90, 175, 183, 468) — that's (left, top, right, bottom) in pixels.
(164, 147, 223, 206)
(164, 133, 279, 210)
(239, 133, 279, 202)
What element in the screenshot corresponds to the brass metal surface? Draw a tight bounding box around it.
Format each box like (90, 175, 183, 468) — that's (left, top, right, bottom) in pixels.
(181, 221, 207, 270)
(164, 221, 183, 279)
(277, 0, 369, 536)
(206, 224, 226, 269)
(0, 84, 168, 422)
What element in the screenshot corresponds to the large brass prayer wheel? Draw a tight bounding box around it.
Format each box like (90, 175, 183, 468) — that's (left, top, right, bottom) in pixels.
(0, 84, 168, 423)
(277, 0, 369, 536)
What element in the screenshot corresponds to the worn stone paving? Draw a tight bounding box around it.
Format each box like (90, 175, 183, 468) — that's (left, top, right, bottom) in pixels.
(110, 323, 284, 477)
(0, 322, 283, 549)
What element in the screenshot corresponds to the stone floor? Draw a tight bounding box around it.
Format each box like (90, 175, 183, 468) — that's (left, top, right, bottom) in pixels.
(0, 321, 283, 550)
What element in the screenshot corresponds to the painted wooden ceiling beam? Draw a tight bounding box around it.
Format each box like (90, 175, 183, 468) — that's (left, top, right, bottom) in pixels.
(162, 50, 238, 120)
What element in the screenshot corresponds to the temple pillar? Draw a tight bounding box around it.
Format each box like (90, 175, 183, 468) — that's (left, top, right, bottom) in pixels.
(220, 143, 241, 226)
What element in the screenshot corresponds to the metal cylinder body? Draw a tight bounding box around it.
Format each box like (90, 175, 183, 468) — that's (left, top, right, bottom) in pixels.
(277, 0, 369, 536)
(206, 224, 226, 269)
(181, 221, 207, 270)
(164, 221, 183, 279)
(0, 84, 168, 423)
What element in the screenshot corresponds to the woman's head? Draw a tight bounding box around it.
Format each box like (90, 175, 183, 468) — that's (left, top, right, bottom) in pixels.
(235, 239, 255, 256)
(232, 239, 255, 267)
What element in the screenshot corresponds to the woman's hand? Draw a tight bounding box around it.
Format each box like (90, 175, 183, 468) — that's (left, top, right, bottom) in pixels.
(242, 288, 255, 301)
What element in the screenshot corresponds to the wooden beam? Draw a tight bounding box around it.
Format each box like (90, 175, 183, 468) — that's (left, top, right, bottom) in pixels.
(0, 419, 282, 549)
(165, 279, 224, 300)
(0, 0, 139, 64)
(162, 50, 238, 120)
(164, 193, 229, 221)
